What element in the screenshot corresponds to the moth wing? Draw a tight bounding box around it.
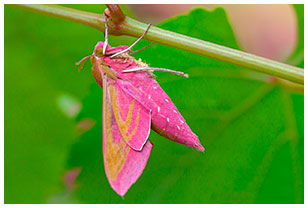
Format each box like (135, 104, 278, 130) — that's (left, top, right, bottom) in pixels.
(102, 77, 152, 196)
(119, 76, 205, 152)
(109, 79, 151, 151)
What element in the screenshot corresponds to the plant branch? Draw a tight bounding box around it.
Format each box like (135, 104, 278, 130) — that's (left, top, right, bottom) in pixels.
(9, 4, 304, 85)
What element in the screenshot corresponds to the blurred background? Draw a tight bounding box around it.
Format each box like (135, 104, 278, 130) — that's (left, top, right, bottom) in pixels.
(129, 4, 298, 61)
(4, 4, 303, 204)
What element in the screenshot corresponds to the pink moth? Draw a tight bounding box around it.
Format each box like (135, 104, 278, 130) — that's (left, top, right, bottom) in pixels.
(77, 14, 204, 197)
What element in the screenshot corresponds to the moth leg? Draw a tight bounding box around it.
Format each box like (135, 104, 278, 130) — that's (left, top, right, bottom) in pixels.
(102, 14, 109, 55)
(129, 43, 155, 56)
(122, 67, 189, 78)
(110, 24, 152, 59)
(75, 55, 91, 70)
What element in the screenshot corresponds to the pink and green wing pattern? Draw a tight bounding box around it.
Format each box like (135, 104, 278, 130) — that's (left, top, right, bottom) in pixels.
(102, 77, 152, 196)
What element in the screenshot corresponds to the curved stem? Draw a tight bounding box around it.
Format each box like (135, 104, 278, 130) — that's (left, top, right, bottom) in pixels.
(9, 4, 304, 85)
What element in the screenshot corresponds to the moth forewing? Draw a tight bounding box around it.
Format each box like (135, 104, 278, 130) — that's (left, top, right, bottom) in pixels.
(102, 76, 153, 196)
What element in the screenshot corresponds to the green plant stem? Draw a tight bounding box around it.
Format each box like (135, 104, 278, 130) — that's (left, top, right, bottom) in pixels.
(10, 4, 304, 85)
(121, 17, 304, 85)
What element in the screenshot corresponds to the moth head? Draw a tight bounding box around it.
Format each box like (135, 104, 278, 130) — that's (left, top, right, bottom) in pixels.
(94, 47, 104, 58)
(92, 41, 107, 57)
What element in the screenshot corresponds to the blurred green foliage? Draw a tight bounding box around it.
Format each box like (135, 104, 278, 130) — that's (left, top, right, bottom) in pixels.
(5, 5, 303, 204)
(4, 4, 109, 203)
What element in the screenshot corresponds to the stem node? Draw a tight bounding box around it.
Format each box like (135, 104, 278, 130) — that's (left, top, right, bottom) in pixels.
(105, 4, 126, 24)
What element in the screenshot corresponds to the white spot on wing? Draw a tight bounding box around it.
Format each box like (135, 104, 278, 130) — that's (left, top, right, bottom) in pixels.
(153, 86, 157, 89)
(177, 125, 180, 130)
(157, 107, 160, 112)
(165, 99, 169, 102)
(167, 117, 170, 122)
(173, 110, 177, 113)
(180, 120, 184, 124)
(148, 95, 151, 99)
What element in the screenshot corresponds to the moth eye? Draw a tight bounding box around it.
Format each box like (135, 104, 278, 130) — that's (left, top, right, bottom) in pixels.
(96, 48, 103, 57)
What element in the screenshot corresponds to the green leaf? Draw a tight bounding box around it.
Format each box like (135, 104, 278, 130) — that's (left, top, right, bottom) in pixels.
(4, 5, 100, 203)
(67, 7, 303, 203)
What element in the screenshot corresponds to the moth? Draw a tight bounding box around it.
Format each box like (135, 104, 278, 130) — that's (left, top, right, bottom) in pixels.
(77, 14, 204, 196)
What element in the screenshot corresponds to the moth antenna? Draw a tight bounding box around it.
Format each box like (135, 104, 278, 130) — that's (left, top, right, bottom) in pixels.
(75, 55, 91, 70)
(122, 67, 189, 78)
(129, 43, 155, 56)
(110, 24, 152, 59)
(102, 14, 109, 55)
